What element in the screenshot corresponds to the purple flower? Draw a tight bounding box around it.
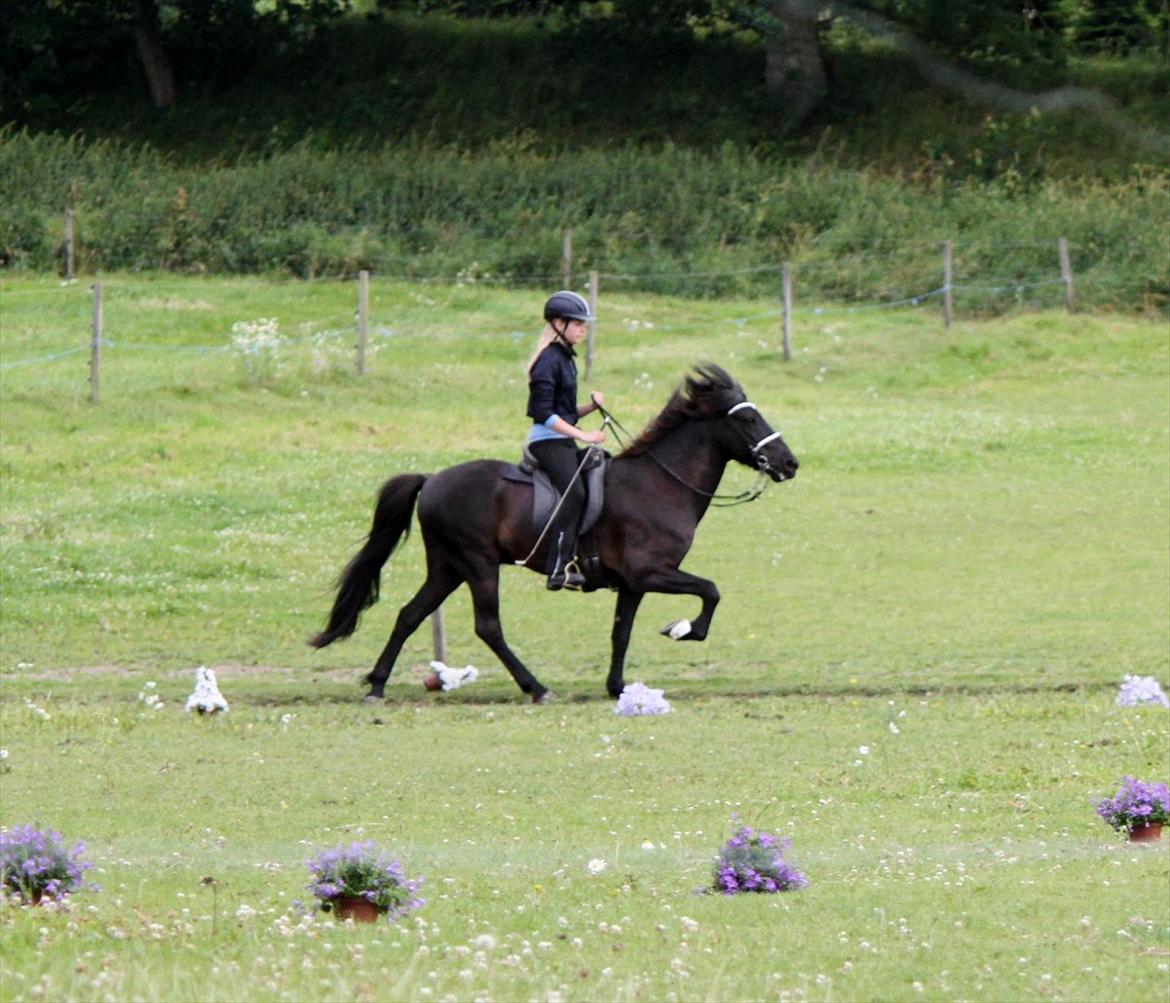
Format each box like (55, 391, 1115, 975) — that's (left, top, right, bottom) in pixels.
(1095, 777, 1170, 832)
(711, 824, 807, 895)
(306, 841, 425, 920)
(0, 825, 97, 903)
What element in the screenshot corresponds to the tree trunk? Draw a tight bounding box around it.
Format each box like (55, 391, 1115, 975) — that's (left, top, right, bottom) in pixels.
(764, 0, 827, 128)
(134, 0, 176, 108)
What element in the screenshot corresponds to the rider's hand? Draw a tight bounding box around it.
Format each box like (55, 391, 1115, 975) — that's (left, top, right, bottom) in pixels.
(580, 430, 606, 445)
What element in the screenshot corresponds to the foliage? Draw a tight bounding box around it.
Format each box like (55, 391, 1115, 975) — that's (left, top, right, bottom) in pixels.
(0, 825, 95, 903)
(1, 130, 1166, 311)
(712, 824, 808, 894)
(1094, 776, 1170, 832)
(306, 841, 425, 917)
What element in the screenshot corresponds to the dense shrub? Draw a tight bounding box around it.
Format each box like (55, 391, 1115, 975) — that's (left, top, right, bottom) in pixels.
(2, 128, 1166, 310)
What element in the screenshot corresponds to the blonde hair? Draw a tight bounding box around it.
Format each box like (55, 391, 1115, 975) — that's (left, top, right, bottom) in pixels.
(525, 323, 560, 378)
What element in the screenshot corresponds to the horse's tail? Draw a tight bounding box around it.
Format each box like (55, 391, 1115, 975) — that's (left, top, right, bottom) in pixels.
(309, 473, 428, 649)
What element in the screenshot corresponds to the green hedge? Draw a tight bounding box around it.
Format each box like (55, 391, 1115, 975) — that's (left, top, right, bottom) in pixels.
(2, 129, 1166, 310)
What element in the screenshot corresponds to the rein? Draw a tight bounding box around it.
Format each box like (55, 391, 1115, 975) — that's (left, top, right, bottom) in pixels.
(595, 402, 771, 508)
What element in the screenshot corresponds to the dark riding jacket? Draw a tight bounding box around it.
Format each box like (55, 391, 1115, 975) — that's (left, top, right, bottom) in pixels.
(526, 340, 579, 428)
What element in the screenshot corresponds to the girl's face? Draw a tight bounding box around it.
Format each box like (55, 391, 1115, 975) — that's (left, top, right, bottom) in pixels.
(560, 319, 588, 344)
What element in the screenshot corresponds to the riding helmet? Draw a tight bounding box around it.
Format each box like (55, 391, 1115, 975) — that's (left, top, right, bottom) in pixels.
(543, 290, 592, 323)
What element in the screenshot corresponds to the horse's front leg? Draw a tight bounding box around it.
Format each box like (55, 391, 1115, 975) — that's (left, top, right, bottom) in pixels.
(634, 567, 720, 642)
(607, 587, 645, 698)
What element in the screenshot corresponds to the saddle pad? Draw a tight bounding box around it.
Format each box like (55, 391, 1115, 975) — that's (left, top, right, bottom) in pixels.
(500, 449, 608, 536)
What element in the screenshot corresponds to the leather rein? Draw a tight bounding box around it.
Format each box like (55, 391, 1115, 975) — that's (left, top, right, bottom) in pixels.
(595, 400, 781, 508)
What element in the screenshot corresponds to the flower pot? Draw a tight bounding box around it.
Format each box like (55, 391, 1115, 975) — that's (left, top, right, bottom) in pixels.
(423, 672, 443, 692)
(332, 895, 382, 923)
(1128, 821, 1163, 843)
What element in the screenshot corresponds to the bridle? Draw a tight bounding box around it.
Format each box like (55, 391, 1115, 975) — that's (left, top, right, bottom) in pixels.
(726, 401, 785, 476)
(596, 399, 787, 508)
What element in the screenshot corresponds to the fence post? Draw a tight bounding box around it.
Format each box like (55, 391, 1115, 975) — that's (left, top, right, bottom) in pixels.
(942, 240, 954, 328)
(1058, 237, 1075, 313)
(781, 262, 793, 361)
(356, 270, 369, 375)
(561, 229, 573, 288)
(585, 270, 599, 380)
(64, 208, 75, 281)
(90, 281, 103, 404)
(430, 608, 447, 664)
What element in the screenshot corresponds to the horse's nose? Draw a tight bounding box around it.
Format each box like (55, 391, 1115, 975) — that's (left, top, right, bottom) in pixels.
(786, 456, 800, 476)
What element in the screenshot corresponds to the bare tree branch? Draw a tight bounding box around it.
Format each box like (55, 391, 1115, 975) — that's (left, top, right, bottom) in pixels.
(835, 0, 1170, 158)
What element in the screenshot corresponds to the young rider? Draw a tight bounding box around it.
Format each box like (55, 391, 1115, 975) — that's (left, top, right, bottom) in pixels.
(525, 290, 606, 591)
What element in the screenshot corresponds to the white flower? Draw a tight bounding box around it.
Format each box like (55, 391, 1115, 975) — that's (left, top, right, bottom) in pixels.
(185, 667, 229, 714)
(680, 916, 699, 932)
(1116, 675, 1170, 708)
(0, 748, 8, 761)
(587, 858, 608, 875)
(888, 721, 901, 735)
(472, 934, 497, 950)
(858, 746, 870, 755)
(615, 682, 671, 716)
(641, 840, 656, 851)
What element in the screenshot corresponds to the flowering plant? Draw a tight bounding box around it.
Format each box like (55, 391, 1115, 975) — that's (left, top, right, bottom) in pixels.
(615, 682, 671, 716)
(230, 317, 284, 382)
(1095, 776, 1170, 832)
(1116, 674, 1170, 708)
(713, 824, 808, 895)
(0, 825, 96, 903)
(306, 842, 424, 918)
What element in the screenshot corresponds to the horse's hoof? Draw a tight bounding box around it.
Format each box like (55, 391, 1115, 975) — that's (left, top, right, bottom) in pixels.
(532, 690, 555, 705)
(662, 619, 692, 640)
(362, 693, 384, 704)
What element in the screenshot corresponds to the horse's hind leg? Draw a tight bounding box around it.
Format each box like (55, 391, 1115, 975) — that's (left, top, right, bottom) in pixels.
(365, 561, 462, 699)
(466, 570, 550, 703)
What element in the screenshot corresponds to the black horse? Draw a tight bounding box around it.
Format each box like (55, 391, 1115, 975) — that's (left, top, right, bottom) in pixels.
(310, 365, 798, 701)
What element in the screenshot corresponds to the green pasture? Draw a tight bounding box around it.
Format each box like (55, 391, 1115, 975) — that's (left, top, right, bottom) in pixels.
(1, 275, 1168, 1001)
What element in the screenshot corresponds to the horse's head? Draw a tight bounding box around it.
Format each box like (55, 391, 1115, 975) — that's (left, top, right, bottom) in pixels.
(720, 397, 799, 483)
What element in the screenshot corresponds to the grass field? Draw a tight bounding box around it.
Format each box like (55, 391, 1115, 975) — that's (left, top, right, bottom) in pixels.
(1, 275, 1168, 1001)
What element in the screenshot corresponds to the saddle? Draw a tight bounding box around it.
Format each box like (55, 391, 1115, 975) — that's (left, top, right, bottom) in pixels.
(500, 445, 608, 536)
(500, 446, 610, 590)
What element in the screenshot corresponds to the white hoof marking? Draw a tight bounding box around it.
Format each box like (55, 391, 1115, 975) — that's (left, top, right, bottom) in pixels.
(668, 619, 692, 640)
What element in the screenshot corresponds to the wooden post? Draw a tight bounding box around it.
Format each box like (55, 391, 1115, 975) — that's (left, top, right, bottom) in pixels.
(781, 262, 793, 361)
(585, 270, 599, 380)
(430, 608, 447, 664)
(90, 281, 103, 404)
(942, 240, 954, 329)
(64, 208, 75, 281)
(1058, 237, 1075, 313)
(561, 229, 573, 288)
(356, 270, 369, 375)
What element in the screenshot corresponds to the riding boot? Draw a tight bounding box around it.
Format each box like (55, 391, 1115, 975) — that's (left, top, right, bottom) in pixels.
(546, 531, 585, 591)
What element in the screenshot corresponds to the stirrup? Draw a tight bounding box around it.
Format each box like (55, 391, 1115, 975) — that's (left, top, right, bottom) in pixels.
(547, 558, 585, 592)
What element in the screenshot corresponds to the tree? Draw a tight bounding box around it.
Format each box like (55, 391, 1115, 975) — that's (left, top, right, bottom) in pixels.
(0, 0, 351, 115)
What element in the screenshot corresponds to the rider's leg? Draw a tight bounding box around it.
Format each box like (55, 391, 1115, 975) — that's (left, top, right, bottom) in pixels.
(528, 438, 586, 590)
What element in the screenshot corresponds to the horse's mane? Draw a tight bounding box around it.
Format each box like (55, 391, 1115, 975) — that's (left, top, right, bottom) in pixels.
(619, 365, 745, 457)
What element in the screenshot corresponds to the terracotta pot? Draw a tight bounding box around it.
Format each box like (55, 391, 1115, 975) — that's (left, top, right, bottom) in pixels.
(1128, 821, 1163, 843)
(423, 672, 443, 692)
(333, 895, 382, 923)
